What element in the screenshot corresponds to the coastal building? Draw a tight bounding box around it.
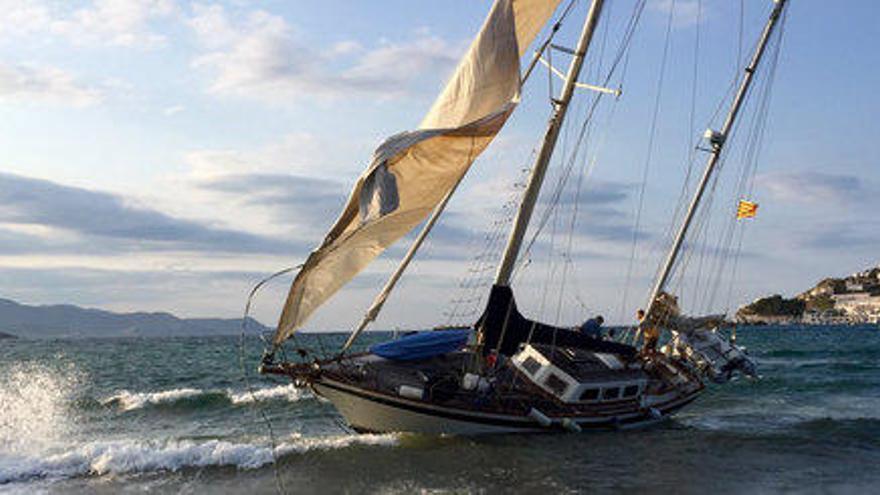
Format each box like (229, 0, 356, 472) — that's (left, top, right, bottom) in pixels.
(831, 291, 880, 324)
(845, 281, 864, 292)
(802, 311, 850, 326)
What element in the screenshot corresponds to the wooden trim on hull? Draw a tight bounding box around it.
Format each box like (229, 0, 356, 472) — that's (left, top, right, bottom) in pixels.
(313, 377, 700, 435)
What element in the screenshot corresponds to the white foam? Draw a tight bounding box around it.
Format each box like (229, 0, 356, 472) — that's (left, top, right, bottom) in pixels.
(101, 388, 205, 411)
(0, 433, 400, 484)
(277, 432, 400, 455)
(0, 363, 81, 454)
(229, 384, 309, 404)
(0, 440, 272, 484)
(101, 384, 311, 411)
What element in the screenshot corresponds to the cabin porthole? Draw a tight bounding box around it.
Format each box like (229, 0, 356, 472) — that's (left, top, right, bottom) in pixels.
(602, 387, 620, 401)
(545, 373, 569, 396)
(579, 388, 599, 402)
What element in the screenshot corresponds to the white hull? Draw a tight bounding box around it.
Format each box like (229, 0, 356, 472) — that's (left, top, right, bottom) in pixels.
(313, 378, 699, 435)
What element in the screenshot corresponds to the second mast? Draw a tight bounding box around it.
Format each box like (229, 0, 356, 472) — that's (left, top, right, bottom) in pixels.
(493, 0, 606, 287)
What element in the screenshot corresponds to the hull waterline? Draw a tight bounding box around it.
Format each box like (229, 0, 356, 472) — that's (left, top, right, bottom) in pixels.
(312, 376, 701, 435)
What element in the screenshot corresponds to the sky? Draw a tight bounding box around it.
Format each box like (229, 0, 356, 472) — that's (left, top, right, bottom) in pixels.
(1, 0, 878, 332)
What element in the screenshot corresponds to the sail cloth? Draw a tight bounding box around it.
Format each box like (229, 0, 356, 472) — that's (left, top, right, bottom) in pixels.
(273, 0, 562, 344)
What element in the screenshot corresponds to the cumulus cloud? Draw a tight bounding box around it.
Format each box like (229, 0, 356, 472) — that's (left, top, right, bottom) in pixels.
(0, 0, 53, 37)
(0, 0, 177, 48)
(0, 62, 102, 107)
(188, 4, 460, 102)
(0, 173, 292, 254)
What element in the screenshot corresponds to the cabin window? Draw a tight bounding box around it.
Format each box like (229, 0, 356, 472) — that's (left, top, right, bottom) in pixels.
(602, 387, 620, 400)
(545, 373, 568, 396)
(579, 388, 599, 402)
(521, 356, 542, 375)
(623, 385, 640, 398)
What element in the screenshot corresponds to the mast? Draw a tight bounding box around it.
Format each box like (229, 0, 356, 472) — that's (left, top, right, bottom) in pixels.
(494, 0, 606, 286)
(644, 0, 787, 321)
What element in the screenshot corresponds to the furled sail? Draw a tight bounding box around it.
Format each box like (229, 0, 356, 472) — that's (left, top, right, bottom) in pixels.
(273, 0, 562, 344)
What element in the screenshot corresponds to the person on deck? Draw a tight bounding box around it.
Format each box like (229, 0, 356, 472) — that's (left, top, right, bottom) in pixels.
(579, 315, 604, 339)
(637, 309, 660, 354)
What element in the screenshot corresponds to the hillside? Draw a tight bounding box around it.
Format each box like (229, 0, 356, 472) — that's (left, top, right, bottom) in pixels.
(737, 264, 880, 325)
(0, 298, 270, 339)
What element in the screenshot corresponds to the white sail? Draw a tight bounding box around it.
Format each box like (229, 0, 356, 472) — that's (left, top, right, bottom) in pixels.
(273, 0, 562, 344)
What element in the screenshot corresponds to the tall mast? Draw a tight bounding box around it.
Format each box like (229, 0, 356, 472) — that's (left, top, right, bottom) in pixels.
(644, 0, 787, 320)
(493, 0, 606, 286)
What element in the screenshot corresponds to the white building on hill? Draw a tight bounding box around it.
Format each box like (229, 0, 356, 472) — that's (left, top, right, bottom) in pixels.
(832, 292, 880, 324)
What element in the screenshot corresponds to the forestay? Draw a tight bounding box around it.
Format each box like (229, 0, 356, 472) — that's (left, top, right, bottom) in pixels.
(273, 0, 562, 344)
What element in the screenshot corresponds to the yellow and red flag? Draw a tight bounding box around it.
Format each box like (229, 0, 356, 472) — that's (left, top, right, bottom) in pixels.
(736, 199, 758, 219)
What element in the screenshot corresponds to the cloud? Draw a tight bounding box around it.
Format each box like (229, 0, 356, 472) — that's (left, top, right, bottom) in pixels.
(0, 62, 102, 107)
(178, 132, 372, 236)
(182, 132, 368, 178)
(163, 105, 184, 116)
(758, 171, 865, 205)
(0, 173, 293, 254)
(798, 221, 880, 251)
(652, 0, 707, 28)
(194, 173, 347, 232)
(0, 0, 52, 37)
(0, 0, 177, 48)
(188, 4, 460, 103)
(534, 179, 649, 243)
(0, 265, 283, 319)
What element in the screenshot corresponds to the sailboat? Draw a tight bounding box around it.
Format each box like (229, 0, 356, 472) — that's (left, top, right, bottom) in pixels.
(259, 0, 787, 434)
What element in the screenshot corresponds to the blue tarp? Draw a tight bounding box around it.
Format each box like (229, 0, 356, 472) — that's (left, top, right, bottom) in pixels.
(370, 329, 470, 361)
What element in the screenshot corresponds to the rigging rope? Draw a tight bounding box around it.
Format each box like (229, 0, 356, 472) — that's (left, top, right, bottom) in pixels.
(442, 0, 582, 326)
(722, 9, 787, 314)
(619, 0, 677, 322)
(515, 0, 647, 282)
(666, 3, 787, 317)
(238, 265, 301, 495)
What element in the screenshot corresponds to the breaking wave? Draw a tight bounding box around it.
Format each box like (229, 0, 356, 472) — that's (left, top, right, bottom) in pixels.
(0, 433, 400, 484)
(0, 362, 82, 455)
(229, 384, 306, 405)
(101, 388, 208, 411)
(101, 384, 311, 412)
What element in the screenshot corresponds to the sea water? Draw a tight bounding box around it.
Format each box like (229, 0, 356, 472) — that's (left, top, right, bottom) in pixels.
(1, 326, 878, 494)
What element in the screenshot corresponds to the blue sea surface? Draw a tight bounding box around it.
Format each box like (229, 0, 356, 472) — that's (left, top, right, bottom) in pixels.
(1, 326, 878, 494)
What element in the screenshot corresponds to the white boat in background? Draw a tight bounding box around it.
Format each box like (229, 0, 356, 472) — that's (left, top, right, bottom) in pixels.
(259, 0, 789, 435)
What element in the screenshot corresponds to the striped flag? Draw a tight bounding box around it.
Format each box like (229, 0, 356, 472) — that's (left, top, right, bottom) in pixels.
(736, 199, 758, 219)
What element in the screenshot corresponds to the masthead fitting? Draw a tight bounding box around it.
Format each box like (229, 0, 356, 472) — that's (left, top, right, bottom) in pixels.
(703, 129, 726, 150)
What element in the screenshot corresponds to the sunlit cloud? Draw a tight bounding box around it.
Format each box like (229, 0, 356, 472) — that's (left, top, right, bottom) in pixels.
(188, 4, 461, 103)
(0, 0, 178, 48)
(0, 62, 102, 107)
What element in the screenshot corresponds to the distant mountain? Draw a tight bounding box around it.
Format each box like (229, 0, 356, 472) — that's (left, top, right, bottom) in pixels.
(0, 298, 270, 339)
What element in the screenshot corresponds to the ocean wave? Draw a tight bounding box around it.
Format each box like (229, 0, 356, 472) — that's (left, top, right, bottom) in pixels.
(229, 384, 307, 405)
(0, 433, 399, 484)
(101, 388, 208, 411)
(0, 363, 82, 454)
(100, 384, 311, 412)
(682, 395, 880, 433)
